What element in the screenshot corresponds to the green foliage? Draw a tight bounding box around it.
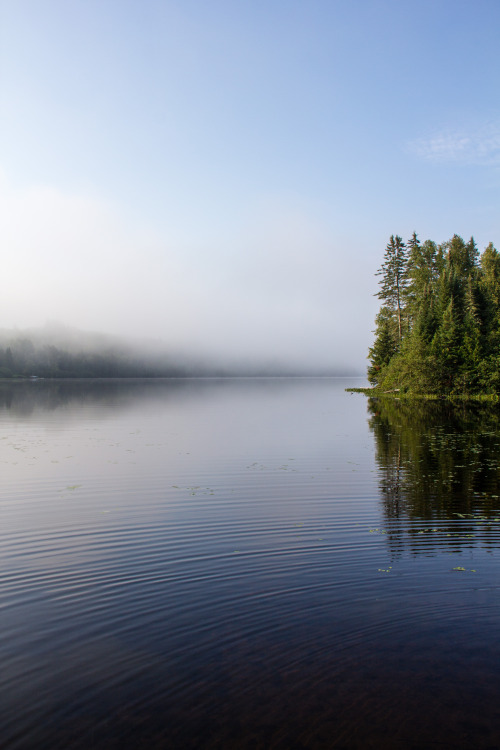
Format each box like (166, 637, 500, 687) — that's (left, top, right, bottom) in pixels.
(367, 307, 398, 384)
(369, 233, 500, 394)
(376, 235, 408, 342)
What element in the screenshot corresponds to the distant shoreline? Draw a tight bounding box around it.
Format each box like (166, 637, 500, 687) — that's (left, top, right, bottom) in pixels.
(0, 373, 362, 381)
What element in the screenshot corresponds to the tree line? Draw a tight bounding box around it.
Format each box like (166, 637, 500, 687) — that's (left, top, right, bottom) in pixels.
(0, 337, 191, 378)
(369, 233, 500, 394)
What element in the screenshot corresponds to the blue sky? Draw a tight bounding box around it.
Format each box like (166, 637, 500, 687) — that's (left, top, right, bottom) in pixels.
(1, 0, 500, 370)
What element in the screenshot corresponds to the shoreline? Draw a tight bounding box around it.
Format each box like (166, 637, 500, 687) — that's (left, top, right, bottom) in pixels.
(345, 387, 500, 402)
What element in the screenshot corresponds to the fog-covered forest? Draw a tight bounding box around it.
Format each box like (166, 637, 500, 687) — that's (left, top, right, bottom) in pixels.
(0, 325, 348, 378)
(0, 330, 192, 378)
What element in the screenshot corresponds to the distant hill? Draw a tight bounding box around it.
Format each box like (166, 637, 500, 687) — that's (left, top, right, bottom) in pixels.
(0, 324, 358, 378)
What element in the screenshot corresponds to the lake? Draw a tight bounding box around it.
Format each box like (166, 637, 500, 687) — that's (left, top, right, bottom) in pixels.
(1, 377, 500, 749)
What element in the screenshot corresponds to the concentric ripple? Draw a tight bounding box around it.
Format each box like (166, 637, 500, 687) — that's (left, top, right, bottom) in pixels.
(1, 378, 500, 749)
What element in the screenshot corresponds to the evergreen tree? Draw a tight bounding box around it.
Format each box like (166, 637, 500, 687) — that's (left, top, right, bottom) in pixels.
(479, 243, 500, 354)
(480, 243, 500, 303)
(461, 276, 482, 389)
(5, 347, 14, 373)
(406, 236, 441, 343)
(367, 307, 398, 384)
(445, 234, 476, 276)
(376, 235, 408, 343)
(405, 232, 421, 320)
(432, 298, 460, 389)
(368, 232, 500, 394)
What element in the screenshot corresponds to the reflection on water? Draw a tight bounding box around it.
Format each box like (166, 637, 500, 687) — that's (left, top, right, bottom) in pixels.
(0, 378, 261, 416)
(369, 397, 500, 557)
(2, 380, 500, 748)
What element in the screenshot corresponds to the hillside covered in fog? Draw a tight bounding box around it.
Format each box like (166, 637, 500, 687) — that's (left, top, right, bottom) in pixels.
(0, 325, 188, 378)
(0, 324, 356, 378)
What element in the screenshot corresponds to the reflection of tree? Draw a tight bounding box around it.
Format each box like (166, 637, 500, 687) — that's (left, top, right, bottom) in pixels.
(0, 380, 192, 417)
(368, 397, 500, 553)
(0, 377, 307, 419)
(0, 379, 199, 417)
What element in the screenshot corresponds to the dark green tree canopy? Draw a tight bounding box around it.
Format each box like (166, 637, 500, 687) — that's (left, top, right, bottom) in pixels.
(369, 232, 500, 394)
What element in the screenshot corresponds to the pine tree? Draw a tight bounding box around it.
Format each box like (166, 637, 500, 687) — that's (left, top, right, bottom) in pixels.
(369, 232, 500, 394)
(461, 276, 482, 388)
(5, 347, 14, 375)
(480, 243, 500, 293)
(376, 235, 408, 343)
(405, 236, 441, 342)
(368, 307, 398, 384)
(479, 243, 500, 361)
(432, 298, 460, 390)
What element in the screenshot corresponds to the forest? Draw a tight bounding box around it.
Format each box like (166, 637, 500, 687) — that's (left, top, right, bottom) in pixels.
(0, 329, 319, 379)
(0, 336, 193, 379)
(368, 233, 500, 394)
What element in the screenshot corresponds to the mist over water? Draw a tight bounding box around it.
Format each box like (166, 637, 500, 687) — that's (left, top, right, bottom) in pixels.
(0, 321, 364, 377)
(2, 3, 500, 379)
(0, 172, 376, 374)
(2, 1, 500, 743)
(2, 378, 500, 748)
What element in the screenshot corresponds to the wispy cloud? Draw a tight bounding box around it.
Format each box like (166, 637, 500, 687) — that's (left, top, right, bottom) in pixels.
(409, 122, 500, 165)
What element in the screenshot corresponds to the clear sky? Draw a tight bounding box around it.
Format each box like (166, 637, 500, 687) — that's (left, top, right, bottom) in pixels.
(1, 0, 500, 371)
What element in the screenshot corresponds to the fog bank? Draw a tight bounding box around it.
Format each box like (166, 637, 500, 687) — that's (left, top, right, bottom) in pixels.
(0, 174, 375, 373)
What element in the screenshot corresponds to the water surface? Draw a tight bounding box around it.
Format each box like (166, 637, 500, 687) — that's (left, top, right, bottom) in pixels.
(1, 378, 500, 748)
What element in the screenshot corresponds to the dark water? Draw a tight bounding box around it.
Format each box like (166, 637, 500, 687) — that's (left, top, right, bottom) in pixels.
(2, 378, 500, 749)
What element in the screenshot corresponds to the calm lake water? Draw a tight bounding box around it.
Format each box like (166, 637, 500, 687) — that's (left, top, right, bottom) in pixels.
(2, 377, 500, 749)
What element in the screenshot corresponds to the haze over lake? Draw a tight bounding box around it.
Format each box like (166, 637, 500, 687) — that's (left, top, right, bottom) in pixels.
(3, 3, 500, 373)
(2, 378, 500, 748)
(3, 3, 500, 745)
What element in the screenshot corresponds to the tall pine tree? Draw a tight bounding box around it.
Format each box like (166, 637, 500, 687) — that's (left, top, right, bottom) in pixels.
(376, 235, 408, 344)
